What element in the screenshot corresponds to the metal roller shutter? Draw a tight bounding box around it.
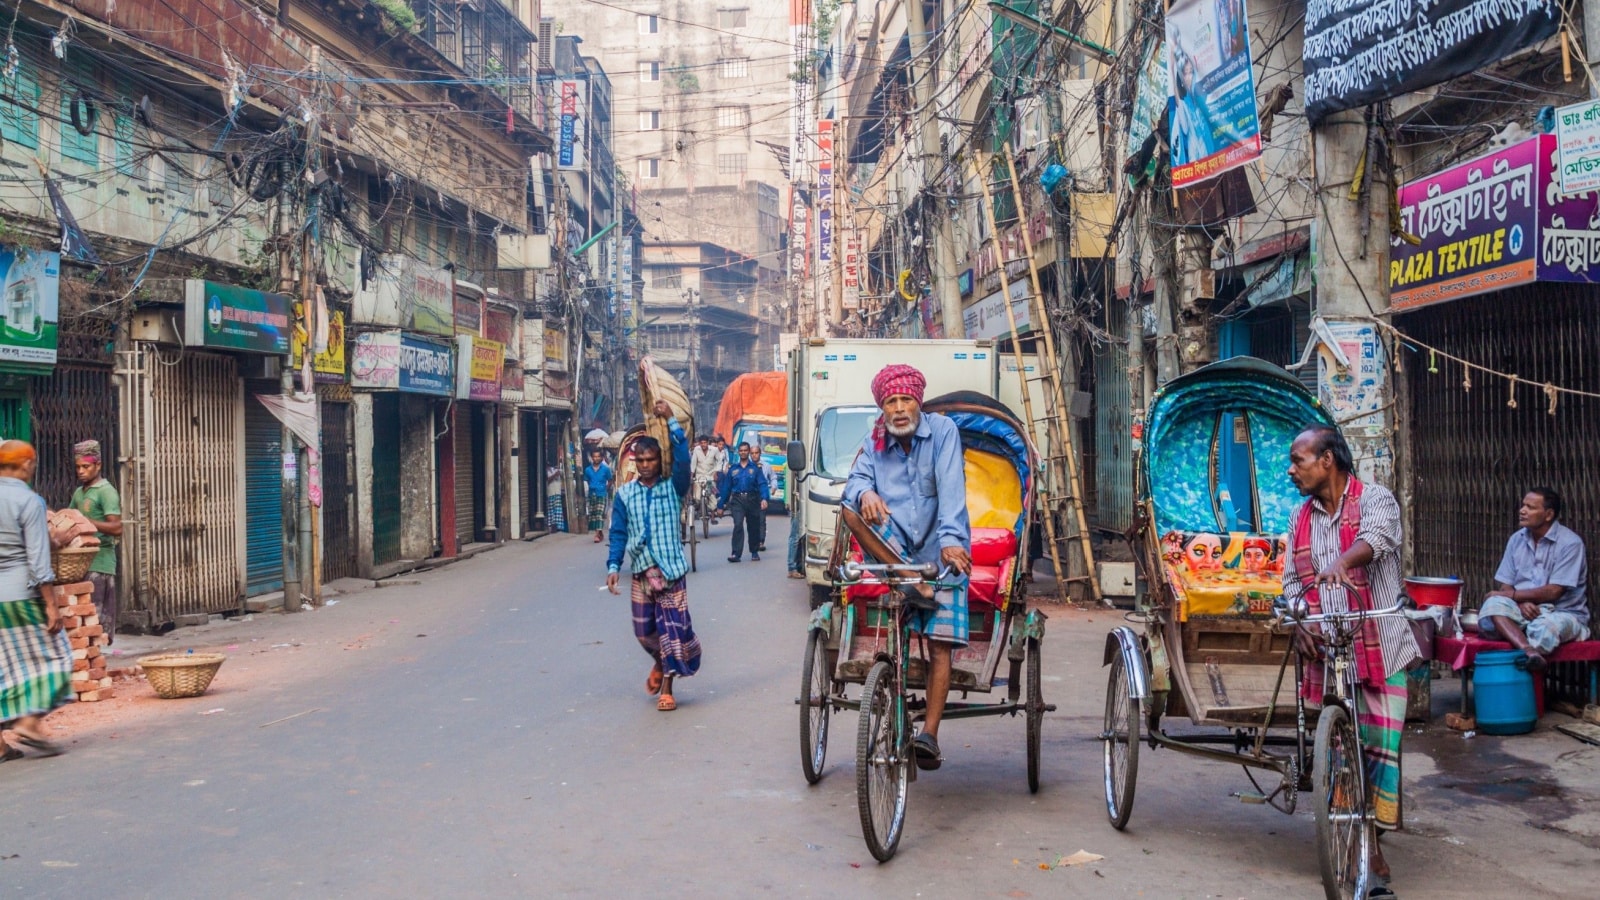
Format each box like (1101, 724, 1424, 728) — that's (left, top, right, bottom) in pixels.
(518, 412, 534, 533)
(371, 393, 402, 565)
(454, 403, 477, 546)
(320, 400, 356, 581)
(244, 387, 284, 595)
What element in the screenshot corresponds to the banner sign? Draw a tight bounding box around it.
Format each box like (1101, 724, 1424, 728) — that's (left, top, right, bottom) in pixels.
(399, 334, 454, 396)
(543, 321, 568, 373)
(1166, 0, 1261, 187)
(557, 79, 586, 170)
(1555, 99, 1600, 194)
(841, 229, 861, 310)
(456, 335, 505, 401)
(963, 280, 1032, 340)
(350, 331, 453, 395)
(0, 248, 60, 365)
(1127, 39, 1168, 187)
(1304, 0, 1560, 126)
(1391, 134, 1600, 311)
(485, 306, 518, 360)
(291, 310, 347, 383)
(817, 120, 833, 267)
(352, 254, 452, 335)
(185, 279, 292, 355)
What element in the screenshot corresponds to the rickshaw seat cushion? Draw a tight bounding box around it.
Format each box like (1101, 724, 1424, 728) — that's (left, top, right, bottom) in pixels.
(971, 527, 1019, 566)
(968, 558, 1014, 610)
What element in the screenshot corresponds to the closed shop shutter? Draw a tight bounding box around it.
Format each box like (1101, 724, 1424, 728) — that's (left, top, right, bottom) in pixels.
(1092, 299, 1133, 533)
(371, 393, 402, 565)
(244, 386, 284, 595)
(519, 412, 535, 532)
(30, 362, 116, 508)
(320, 400, 357, 581)
(454, 404, 477, 546)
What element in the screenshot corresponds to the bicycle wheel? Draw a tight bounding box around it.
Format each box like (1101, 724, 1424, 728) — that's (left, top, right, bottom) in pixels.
(701, 499, 711, 538)
(1025, 636, 1043, 794)
(856, 660, 909, 862)
(1102, 650, 1139, 829)
(1313, 704, 1371, 900)
(800, 628, 832, 784)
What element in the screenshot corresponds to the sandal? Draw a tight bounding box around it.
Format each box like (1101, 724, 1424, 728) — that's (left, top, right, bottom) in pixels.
(13, 734, 64, 757)
(912, 732, 942, 770)
(657, 694, 677, 712)
(0, 741, 22, 763)
(1367, 886, 1397, 899)
(646, 665, 663, 695)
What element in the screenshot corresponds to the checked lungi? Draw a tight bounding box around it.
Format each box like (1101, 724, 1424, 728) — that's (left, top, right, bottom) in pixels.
(1358, 669, 1407, 831)
(0, 598, 73, 722)
(631, 568, 702, 678)
(586, 492, 609, 531)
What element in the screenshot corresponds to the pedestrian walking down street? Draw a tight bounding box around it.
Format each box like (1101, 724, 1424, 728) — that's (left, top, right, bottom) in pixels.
(0, 441, 71, 761)
(606, 402, 700, 712)
(69, 440, 121, 643)
(755, 457, 777, 552)
(583, 449, 614, 543)
(718, 442, 769, 562)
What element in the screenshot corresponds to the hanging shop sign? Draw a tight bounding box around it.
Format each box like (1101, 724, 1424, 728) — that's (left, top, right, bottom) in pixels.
(1554, 99, 1600, 194)
(184, 279, 292, 355)
(455, 335, 505, 402)
(543, 321, 568, 373)
(350, 331, 454, 395)
(964, 279, 1032, 341)
(817, 120, 833, 267)
(0, 247, 60, 366)
(1390, 134, 1600, 311)
(557, 79, 586, 171)
(1165, 0, 1261, 188)
(352, 255, 453, 336)
(1304, 0, 1560, 126)
(841, 229, 862, 310)
(291, 310, 347, 383)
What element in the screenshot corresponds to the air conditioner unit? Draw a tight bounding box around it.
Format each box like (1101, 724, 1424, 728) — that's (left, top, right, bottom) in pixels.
(537, 19, 555, 73)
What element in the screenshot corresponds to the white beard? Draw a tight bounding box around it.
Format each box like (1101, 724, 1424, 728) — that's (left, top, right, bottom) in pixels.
(886, 414, 919, 438)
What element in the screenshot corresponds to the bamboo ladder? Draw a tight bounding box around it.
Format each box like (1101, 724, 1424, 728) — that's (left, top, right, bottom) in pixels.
(971, 144, 1101, 604)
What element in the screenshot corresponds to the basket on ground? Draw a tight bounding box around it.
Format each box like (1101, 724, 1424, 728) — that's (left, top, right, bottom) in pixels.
(139, 653, 227, 699)
(51, 546, 99, 583)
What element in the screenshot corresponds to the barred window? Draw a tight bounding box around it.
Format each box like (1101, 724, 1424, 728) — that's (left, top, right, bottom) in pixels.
(716, 153, 747, 175)
(719, 57, 749, 79)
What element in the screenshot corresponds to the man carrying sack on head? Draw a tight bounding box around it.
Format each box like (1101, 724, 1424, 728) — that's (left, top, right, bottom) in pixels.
(70, 440, 121, 644)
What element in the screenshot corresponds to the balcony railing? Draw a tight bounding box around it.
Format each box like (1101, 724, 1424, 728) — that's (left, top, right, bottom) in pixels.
(409, 0, 535, 122)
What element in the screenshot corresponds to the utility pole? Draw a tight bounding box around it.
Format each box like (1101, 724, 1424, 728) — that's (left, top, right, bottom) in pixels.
(906, 0, 964, 337)
(684, 286, 701, 424)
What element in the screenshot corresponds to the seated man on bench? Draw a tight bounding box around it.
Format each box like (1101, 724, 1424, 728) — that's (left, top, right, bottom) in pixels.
(1480, 488, 1591, 671)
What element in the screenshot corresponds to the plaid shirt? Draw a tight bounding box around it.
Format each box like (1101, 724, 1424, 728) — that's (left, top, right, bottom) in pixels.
(607, 419, 692, 580)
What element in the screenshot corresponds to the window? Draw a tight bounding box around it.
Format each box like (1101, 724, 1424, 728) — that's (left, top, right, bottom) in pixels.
(59, 79, 100, 165)
(638, 157, 659, 179)
(112, 112, 135, 176)
(716, 153, 747, 175)
(161, 151, 189, 198)
(719, 57, 749, 78)
(652, 266, 682, 289)
(718, 8, 748, 28)
(638, 109, 660, 130)
(0, 64, 41, 150)
(715, 106, 746, 129)
(209, 173, 233, 208)
(637, 14, 659, 34)
(640, 61, 660, 82)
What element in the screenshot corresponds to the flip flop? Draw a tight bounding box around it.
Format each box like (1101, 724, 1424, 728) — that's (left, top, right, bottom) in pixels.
(1367, 886, 1397, 899)
(646, 666, 663, 695)
(0, 742, 22, 763)
(912, 732, 942, 770)
(657, 694, 677, 712)
(1516, 651, 1548, 672)
(14, 734, 64, 757)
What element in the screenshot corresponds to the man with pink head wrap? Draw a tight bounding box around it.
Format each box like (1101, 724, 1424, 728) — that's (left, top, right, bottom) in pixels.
(843, 364, 972, 770)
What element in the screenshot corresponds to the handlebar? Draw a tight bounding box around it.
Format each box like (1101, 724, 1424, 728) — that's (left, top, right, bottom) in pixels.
(1280, 599, 1407, 627)
(835, 560, 951, 586)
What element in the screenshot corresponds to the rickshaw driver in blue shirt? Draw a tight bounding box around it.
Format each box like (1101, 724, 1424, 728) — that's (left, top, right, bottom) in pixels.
(843, 364, 972, 771)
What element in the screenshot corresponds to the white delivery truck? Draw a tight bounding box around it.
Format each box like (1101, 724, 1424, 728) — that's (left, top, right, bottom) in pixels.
(786, 338, 1000, 608)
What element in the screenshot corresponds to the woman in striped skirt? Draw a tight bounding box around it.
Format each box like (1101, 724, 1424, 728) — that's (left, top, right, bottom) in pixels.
(0, 440, 71, 760)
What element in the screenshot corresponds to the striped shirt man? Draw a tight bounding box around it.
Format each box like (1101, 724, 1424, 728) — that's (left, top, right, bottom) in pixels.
(1281, 479, 1420, 678)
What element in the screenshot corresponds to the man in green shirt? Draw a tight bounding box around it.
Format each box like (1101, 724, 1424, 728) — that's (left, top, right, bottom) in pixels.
(69, 440, 121, 643)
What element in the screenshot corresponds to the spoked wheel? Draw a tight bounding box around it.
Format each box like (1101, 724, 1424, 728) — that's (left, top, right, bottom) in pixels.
(1102, 650, 1140, 829)
(1313, 704, 1371, 900)
(1024, 637, 1043, 794)
(685, 509, 698, 572)
(856, 660, 909, 862)
(800, 628, 833, 784)
(701, 500, 711, 539)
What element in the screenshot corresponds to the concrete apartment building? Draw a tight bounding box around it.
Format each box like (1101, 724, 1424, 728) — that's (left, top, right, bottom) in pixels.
(539, 1, 789, 382)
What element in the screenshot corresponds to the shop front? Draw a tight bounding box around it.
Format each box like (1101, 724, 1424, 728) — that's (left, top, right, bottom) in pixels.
(1389, 134, 1600, 600)
(453, 333, 505, 548)
(295, 310, 354, 582)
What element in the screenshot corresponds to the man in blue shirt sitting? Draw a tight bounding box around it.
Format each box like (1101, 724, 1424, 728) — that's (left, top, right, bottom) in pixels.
(1480, 487, 1590, 670)
(842, 364, 972, 770)
(718, 442, 769, 562)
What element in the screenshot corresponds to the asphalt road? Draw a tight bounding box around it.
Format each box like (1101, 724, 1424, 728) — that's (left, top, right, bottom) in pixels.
(2, 517, 1594, 897)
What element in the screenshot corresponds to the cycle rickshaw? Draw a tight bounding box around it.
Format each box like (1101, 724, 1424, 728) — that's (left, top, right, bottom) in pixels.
(793, 392, 1050, 861)
(1101, 357, 1407, 899)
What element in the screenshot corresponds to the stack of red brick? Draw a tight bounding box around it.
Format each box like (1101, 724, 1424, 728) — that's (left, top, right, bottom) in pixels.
(54, 581, 113, 702)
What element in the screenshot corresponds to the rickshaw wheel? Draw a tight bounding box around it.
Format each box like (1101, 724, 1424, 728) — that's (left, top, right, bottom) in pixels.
(686, 509, 697, 572)
(1024, 637, 1043, 794)
(1102, 651, 1139, 830)
(701, 499, 711, 539)
(800, 628, 832, 785)
(1313, 705, 1371, 900)
(856, 660, 908, 862)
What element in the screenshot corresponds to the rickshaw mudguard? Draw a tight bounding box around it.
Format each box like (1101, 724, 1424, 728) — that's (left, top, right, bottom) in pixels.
(807, 602, 832, 633)
(1005, 608, 1047, 661)
(1103, 627, 1150, 700)
(1145, 624, 1172, 693)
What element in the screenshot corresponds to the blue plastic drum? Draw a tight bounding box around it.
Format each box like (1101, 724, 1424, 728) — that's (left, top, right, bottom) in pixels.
(1473, 650, 1537, 735)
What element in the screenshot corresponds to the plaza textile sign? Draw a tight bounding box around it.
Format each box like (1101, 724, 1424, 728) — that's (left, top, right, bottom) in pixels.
(1390, 134, 1600, 311)
(1166, 0, 1261, 188)
(184, 279, 291, 355)
(0, 247, 60, 366)
(1303, 0, 1560, 126)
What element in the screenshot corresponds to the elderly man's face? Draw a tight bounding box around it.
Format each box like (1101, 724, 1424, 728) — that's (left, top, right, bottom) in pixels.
(883, 394, 921, 438)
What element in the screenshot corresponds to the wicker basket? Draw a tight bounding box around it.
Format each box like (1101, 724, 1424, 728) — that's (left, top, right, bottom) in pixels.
(139, 653, 227, 699)
(51, 546, 99, 584)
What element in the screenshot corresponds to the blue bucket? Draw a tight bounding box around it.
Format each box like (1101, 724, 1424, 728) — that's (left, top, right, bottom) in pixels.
(1473, 650, 1537, 735)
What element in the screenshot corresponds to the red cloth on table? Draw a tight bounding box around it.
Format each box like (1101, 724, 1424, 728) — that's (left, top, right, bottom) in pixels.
(1434, 633, 1600, 716)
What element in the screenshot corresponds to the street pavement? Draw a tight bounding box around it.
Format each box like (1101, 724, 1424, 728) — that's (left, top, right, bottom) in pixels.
(2, 517, 1595, 897)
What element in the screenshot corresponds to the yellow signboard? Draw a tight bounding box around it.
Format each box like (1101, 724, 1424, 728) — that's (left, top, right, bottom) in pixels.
(291, 310, 347, 380)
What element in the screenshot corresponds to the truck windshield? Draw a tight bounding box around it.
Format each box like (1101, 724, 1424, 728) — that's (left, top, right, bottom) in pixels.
(815, 406, 877, 480)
